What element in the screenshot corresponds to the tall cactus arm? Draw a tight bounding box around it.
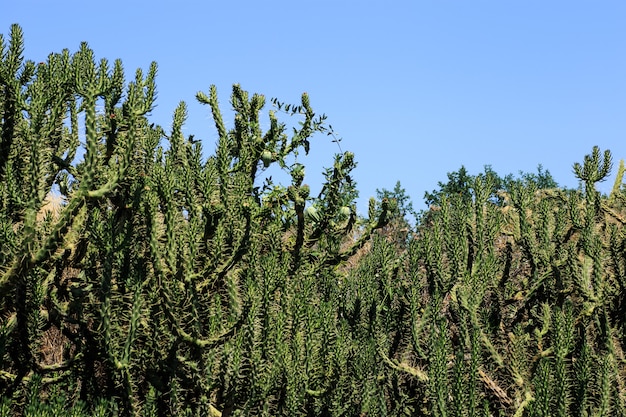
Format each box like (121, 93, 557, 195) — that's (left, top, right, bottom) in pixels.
(0, 25, 33, 180)
(608, 159, 625, 205)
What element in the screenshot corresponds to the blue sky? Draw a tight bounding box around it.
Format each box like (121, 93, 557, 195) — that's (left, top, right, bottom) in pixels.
(3, 1, 625, 214)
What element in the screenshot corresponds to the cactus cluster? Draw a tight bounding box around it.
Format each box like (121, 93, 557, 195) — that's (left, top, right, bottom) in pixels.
(345, 148, 626, 417)
(1, 24, 626, 416)
(0, 24, 390, 416)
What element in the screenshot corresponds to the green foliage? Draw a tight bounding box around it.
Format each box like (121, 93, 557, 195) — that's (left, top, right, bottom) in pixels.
(359, 146, 626, 417)
(424, 164, 558, 208)
(0, 24, 391, 416)
(2, 24, 626, 417)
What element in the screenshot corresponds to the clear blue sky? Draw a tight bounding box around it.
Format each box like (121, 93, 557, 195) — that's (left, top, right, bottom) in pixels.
(3, 1, 625, 214)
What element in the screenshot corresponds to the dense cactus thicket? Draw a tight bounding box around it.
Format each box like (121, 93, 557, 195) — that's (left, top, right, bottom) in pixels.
(354, 152, 626, 417)
(1, 24, 626, 416)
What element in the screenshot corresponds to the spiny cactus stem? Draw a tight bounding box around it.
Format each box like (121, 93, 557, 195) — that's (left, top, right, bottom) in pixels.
(32, 193, 85, 266)
(120, 367, 137, 417)
(465, 306, 504, 368)
(0, 26, 25, 179)
(204, 85, 228, 142)
(290, 200, 305, 274)
(100, 228, 117, 374)
(36, 351, 85, 373)
(121, 285, 143, 366)
(601, 202, 626, 225)
(609, 159, 625, 203)
(379, 349, 429, 382)
(0, 368, 71, 385)
(512, 391, 534, 417)
(87, 115, 137, 199)
(210, 208, 252, 283)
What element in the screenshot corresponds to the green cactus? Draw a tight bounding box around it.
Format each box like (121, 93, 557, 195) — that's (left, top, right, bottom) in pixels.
(2, 24, 626, 417)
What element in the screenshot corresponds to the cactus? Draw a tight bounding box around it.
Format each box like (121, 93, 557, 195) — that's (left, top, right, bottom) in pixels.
(350, 146, 626, 416)
(2, 24, 626, 416)
(1, 24, 394, 416)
